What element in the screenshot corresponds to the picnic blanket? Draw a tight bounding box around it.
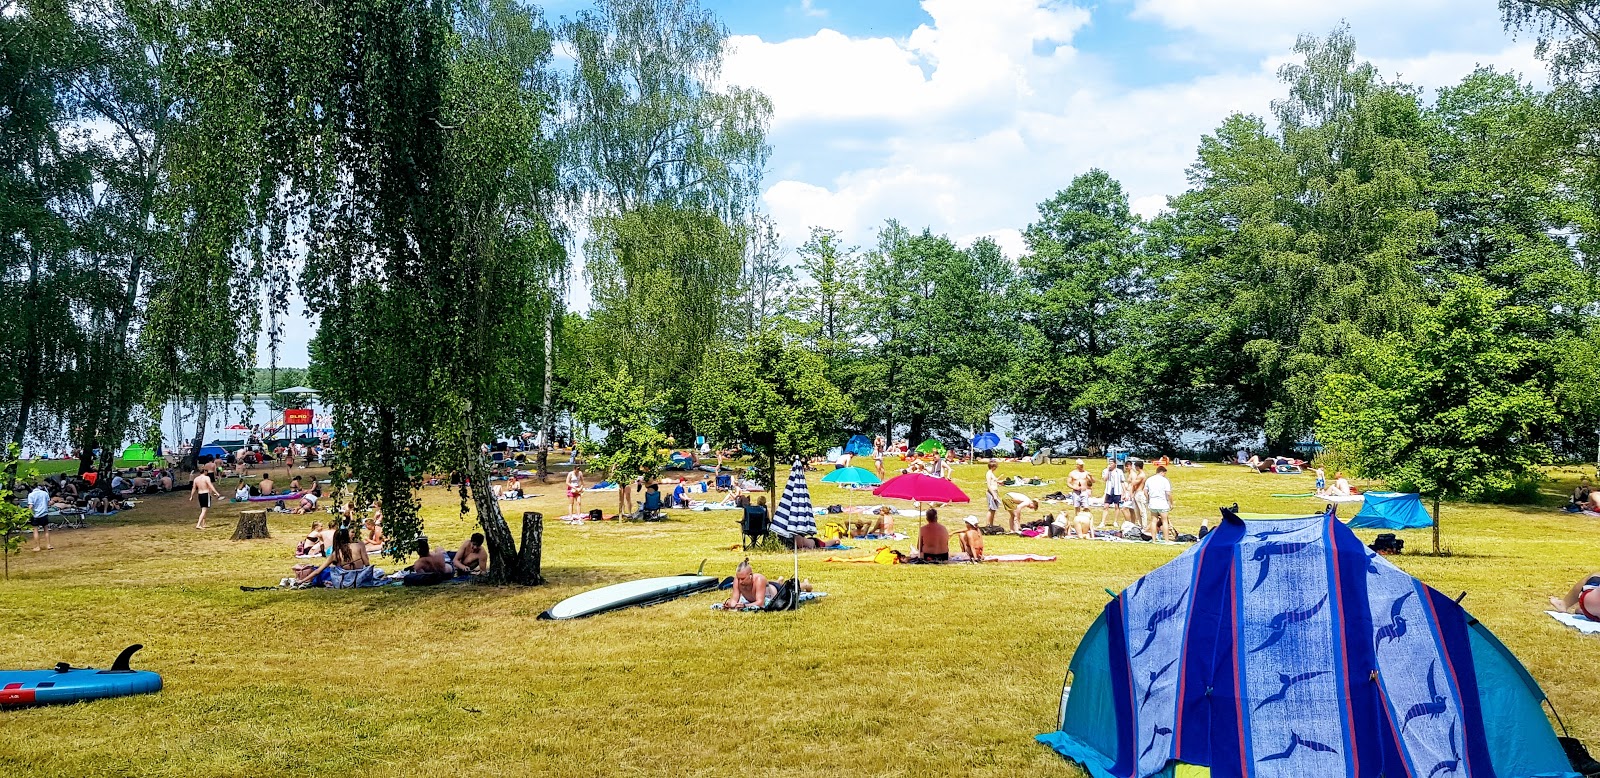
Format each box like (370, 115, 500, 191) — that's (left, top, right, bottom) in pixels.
(981, 553, 1057, 562)
(690, 501, 740, 511)
(1547, 610, 1600, 635)
(712, 592, 828, 611)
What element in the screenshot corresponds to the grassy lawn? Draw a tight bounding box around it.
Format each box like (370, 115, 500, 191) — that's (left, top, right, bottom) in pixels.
(2, 459, 1596, 777)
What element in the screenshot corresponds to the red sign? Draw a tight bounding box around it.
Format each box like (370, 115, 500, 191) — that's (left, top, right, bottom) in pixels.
(284, 409, 313, 425)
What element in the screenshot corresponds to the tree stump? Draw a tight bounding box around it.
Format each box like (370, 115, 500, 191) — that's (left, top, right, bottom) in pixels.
(232, 510, 270, 540)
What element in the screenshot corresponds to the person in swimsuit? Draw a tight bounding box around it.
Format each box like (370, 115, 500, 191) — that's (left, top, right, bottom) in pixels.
(453, 533, 487, 574)
(956, 516, 984, 561)
(1067, 459, 1093, 510)
(723, 558, 777, 609)
(985, 460, 1001, 526)
(873, 436, 886, 478)
(363, 518, 385, 552)
(1552, 573, 1600, 620)
(190, 470, 220, 529)
(917, 509, 950, 562)
(566, 465, 584, 517)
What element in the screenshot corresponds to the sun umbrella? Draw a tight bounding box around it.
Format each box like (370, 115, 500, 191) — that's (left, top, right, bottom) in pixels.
(821, 466, 882, 486)
(844, 435, 874, 456)
(771, 459, 816, 602)
(914, 439, 947, 455)
(275, 386, 319, 394)
(972, 431, 1001, 450)
(873, 472, 970, 503)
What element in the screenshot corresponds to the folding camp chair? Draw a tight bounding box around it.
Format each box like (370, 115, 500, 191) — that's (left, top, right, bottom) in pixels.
(740, 505, 770, 549)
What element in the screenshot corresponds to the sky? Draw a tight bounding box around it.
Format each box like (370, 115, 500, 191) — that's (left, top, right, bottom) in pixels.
(263, 0, 1544, 367)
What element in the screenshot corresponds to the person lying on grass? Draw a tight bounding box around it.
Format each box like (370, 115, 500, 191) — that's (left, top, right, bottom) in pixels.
(1552, 573, 1600, 620)
(917, 509, 950, 562)
(292, 488, 321, 515)
(723, 559, 777, 609)
(956, 516, 984, 561)
(408, 538, 453, 579)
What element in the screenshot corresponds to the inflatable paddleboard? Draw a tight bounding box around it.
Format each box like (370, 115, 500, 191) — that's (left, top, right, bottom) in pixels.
(1, 645, 162, 707)
(539, 574, 722, 620)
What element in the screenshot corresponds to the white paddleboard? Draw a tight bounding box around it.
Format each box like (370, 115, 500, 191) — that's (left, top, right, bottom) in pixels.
(539, 575, 720, 620)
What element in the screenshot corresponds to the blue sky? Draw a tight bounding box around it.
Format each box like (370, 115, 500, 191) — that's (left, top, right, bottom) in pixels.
(265, 0, 1541, 367)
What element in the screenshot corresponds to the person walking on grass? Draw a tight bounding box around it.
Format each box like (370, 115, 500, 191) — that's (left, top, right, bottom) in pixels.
(873, 436, 886, 479)
(190, 469, 220, 529)
(28, 483, 51, 552)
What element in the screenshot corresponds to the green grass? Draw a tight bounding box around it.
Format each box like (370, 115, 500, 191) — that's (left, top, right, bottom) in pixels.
(2, 459, 1596, 777)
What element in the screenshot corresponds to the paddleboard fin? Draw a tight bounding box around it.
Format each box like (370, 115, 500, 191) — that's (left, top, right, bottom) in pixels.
(107, 644, 143, 674)
(696, 558, 707, 575)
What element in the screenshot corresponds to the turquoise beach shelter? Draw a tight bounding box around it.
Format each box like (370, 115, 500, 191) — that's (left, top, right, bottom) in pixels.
(1349, 491, 1434, 530)
(1038, 508, 1578, 778)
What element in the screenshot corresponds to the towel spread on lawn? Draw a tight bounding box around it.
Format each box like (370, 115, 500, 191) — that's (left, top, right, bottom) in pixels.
(1548, 610, 1600, 634)
(712, 592, 828, 611)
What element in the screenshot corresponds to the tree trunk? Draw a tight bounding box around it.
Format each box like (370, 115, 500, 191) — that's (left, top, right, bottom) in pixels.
(1432, 495, 1441, 556)
(466, 454, 542, 585)
(232, 510, 270, 540)
(185, 393, 210, 472)
(537, 305, 555, 484)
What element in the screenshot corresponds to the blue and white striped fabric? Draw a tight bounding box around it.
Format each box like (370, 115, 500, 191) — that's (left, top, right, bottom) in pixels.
(771, 459, 815, 539)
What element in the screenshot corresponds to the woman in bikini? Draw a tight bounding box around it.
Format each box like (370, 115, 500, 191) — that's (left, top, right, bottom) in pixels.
(566, 465, 584, 518)
(1552, 573, 1600, 620)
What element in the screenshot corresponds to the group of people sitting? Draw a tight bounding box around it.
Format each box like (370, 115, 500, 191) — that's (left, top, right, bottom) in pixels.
(288, 508, 487, 588)
(910, 509, 987, 562)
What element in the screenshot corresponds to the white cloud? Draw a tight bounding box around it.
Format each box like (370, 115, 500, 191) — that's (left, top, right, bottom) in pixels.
(720, 0, 1542, 273)
(798, 0, 827, 19)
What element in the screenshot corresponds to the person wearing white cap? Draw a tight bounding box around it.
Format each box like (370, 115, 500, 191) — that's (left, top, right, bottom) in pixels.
(956, 516, 985, 561)
(1066, 459, 1093, 510)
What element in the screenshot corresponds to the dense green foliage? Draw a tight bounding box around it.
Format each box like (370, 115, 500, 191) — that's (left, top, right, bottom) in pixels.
(16, 1, 1600, 569)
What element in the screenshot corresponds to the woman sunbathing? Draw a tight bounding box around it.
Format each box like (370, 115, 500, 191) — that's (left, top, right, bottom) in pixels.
(294, 527, 372, 586)
(297, 521, 327, 556)
(363, 518, 385, 552)
(1553, 573, 1600, 620)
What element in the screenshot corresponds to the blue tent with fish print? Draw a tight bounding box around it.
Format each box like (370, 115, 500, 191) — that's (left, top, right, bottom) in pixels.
(1038, 507, 1579, 778)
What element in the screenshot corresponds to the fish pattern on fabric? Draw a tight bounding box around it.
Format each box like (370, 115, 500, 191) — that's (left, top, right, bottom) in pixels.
(1365, 559, 1471, 778)
(1236, 519, 1349, 778)
(1121, 541, 1202, 778)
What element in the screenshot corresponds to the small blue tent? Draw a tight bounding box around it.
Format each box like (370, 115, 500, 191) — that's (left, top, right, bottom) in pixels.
(197, 445, 229, 459)
(1349, 491, 1434, 530)
(845, 435, 874, 457)
(1038, 508, 1577, 778)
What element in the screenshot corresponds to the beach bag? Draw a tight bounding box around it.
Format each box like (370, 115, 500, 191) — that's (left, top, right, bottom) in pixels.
(820, 521, 846, 540)
(764, 579, 797, 611)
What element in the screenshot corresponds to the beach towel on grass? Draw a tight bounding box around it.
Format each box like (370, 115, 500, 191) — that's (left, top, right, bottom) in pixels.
(1548, 610, 1600, 635)
(712, 592, 828, 611)
(983, 553, 1057, 562)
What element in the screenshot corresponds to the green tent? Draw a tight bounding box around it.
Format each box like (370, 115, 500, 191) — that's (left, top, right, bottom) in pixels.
(914, 439, 946, 455)
(120, 444, 160, 464)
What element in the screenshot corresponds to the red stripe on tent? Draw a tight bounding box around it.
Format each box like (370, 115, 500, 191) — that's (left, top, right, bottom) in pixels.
(1327, 510, 1360, 774)
(1419, 589, 1474, 778)
(1231, 569, 1249, 776)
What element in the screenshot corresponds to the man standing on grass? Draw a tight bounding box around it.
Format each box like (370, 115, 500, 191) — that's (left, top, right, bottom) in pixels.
(1146, 465, 1174, 540)
(190, 469, 220, 529)
(985, 460, 1001, 526)
(28, 483, 50, 552)
(1099, 459, 1124, 530)
(1067, 459, 1093, 511)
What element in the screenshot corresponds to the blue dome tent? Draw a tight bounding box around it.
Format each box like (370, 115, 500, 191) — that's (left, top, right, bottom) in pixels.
(1348, 491, 1435, 530)
(845, 435, 874, 457)
(1038, 507, 1578, 778)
